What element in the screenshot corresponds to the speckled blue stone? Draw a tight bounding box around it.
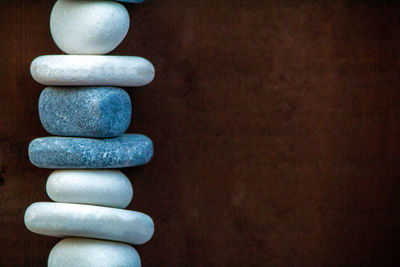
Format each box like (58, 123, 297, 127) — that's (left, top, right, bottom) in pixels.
(39, 87, 131, 138)
(29, 134, 153, 169)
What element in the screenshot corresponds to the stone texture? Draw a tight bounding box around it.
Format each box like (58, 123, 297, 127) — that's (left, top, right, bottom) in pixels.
(39, 87, 131, 138)
(25, 202, 154, 245)
(48, 238, 141, 267)
(2, 1, 400, 266)
(30, 55, 155, 87)
(46, 170, 133, 208)
(50, 0, 130, 55)
(28, 134, 153, 169)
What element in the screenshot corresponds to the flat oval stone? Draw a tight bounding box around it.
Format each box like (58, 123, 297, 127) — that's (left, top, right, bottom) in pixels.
(47, 170, 133, 208)
(31, 55, 155, 87)
(50, 0, 130, 55)
(29, 134, 153, 169)
(25, 202, 154, 245)
(49, 238, 140, 267)
(39, 87, 131, 138)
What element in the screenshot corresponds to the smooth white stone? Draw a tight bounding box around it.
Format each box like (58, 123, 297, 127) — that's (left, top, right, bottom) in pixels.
(25, 202, 154, 245)
(48, 238, 141, 267)
(50, 0, 130, 55)
(46, 170, 133, 208)
(31, 55, 155, 86)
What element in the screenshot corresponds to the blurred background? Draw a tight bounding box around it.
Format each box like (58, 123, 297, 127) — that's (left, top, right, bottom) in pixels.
(0, 0, 399, 266)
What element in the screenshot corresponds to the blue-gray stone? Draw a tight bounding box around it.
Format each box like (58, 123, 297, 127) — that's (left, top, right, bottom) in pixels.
(39, 87, 131, 138)
(29, 134, 153, 169)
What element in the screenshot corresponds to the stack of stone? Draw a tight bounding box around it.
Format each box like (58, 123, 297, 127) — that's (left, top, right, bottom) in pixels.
(24, 1, 154, 266)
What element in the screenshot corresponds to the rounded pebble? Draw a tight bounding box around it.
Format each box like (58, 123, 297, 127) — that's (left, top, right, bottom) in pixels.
(39, 87, 131, 138)
(50, 0, 130, 55)
(31, 55, 155, 87)
(28, 134, 153, 169)
(47, 170, 133, 208)
(25, 202, 154, 245)
(48, 238, 141, 267)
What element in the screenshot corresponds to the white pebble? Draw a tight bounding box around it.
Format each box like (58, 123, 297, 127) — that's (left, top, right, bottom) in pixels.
(25, 202, 154, 245)
(30, 55, 155, 86)
(46, 170, 133, 208)
(48, 238, 141, 267)
(50, 0, 130, 55)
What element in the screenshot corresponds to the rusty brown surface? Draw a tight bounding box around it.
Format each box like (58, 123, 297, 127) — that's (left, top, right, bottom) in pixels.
(0, 0, 400, 266)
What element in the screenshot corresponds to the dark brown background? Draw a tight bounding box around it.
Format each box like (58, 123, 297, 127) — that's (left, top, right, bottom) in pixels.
(1, 0, 400, 266)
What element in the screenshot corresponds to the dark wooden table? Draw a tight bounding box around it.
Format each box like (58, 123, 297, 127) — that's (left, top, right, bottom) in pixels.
(1, 1, 400, 266)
